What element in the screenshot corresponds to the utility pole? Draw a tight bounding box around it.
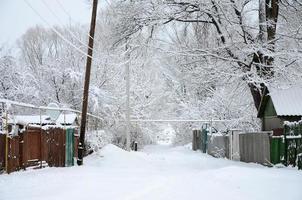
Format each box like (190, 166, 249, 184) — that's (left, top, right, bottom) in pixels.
(77, 0, 98, 166)
(125, 43, 131, 151)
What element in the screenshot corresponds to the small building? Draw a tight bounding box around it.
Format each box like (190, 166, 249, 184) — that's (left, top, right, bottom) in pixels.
(257, 85, 302, 133)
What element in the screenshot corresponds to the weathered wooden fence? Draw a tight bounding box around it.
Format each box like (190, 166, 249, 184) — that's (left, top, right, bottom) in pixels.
(7, 136, 21, 173)
(0, 127, 78, 174)
(0, 134, 5, 171)
(22, 127, 42, 168)
(46, 128, 66, 167)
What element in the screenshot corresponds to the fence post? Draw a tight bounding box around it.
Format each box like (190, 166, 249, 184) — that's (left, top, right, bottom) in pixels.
(134, 142, 138, 151)
(39, 109, 42, 168)
(229, 131, 233, 160)
(192, 130, 197, 151)
(4, 108, 8, 173)
(201, 126, 208, 153)
(192, 129, 202, 151)
(283, 126, 288, 166)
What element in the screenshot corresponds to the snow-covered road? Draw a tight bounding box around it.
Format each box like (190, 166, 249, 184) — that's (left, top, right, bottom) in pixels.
(0, 144, 301, 200)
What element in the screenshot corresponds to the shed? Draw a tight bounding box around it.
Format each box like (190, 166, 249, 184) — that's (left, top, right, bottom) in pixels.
(257, 85, 302, 132)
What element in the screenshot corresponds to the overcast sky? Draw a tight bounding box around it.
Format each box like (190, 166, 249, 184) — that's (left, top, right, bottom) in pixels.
(0, 0, 93, 45)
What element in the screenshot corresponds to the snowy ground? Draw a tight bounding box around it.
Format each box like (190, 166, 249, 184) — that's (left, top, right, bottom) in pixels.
(0, 144, 301, 200)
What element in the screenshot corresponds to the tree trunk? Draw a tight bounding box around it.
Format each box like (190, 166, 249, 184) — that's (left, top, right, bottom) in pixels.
(249, 0, 279, 110)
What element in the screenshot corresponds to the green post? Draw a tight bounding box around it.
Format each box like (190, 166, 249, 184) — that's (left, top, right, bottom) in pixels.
(201, 124, 208, 153)
(284, 125, 289, 166)
(298, 154, 302, 170)
(65, 128, 75, 167)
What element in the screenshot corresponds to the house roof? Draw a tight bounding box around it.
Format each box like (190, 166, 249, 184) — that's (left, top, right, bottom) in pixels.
(8, 113, 78, 126)
(9, 115, 52, 125)
(258, 85, 302, 117)
(56, 113, 78, 124)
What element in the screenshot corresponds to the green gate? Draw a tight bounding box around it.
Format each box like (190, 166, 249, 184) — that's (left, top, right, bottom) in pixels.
(270, 121, 302, 169)
(65, 128, 75, 167)
(284, 123, 302, 168)
(270, 122, 302, 169)
(270, 136, 285, 164)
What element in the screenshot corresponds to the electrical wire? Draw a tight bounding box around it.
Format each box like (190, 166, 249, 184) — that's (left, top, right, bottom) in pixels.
(23, 0, 94, 59)
(41, 0, 95, 52)
(55, 0, 94, 40)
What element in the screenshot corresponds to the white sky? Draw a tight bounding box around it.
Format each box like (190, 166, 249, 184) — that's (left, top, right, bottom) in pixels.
(0, 0, 93, 45)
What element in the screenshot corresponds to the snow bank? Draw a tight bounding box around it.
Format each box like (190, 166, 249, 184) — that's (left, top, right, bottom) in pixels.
(0, 144, 301, 200)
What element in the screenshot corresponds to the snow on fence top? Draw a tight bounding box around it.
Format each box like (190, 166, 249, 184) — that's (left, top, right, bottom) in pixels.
(284, 120, 302, 126)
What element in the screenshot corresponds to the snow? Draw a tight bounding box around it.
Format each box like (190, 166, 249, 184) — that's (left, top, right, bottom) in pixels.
(6, 113, 77, 126)
(269, 85, 302, 116)
(9, 115, 51, 125)
(286, 135, 302, 139)
(56, 113, 77, 124)
(0, 144, 301, 200)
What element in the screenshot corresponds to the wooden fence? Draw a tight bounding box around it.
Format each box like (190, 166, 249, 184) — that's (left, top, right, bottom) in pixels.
(0, 134, 5, 171)
(0, 127, 78, 174)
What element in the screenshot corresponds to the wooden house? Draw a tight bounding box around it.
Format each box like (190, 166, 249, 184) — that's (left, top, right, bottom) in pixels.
(257, 86, 302, 133)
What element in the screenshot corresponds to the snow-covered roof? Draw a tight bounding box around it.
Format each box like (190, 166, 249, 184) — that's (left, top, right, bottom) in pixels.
(7, 113, 78, 126)
(9, 115, 52, 125)
(56, 113, 77, 124)
(268, 85, 302, 116)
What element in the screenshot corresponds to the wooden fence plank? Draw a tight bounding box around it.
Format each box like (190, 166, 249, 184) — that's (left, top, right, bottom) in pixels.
(7, 136, 20, 173)
(0, 134, 5, 171)
(23, 127, 42, 168)
(1, 127, 78, 173)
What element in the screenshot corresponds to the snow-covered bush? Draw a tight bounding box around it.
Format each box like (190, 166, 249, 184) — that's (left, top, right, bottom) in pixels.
(86, 129, 113, 152)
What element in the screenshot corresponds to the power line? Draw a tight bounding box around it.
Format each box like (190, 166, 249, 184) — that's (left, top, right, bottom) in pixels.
(41, 0, 95, 52)
(0, 98, 102, 120)
(23, 0, 94, 59)
(24, 0, 134, 84)
(55, 0, 94, 40)
(77, 0, 99, 166)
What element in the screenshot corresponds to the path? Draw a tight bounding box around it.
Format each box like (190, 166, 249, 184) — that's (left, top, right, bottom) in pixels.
(0, 144, 301, 200)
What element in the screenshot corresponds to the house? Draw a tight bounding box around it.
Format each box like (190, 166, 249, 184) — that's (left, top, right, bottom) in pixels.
(257, 85, 302, 133)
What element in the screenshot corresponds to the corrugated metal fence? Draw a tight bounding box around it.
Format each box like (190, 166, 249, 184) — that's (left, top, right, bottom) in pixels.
(239, 132, 270, 165)
(193, 131, 272, 166)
